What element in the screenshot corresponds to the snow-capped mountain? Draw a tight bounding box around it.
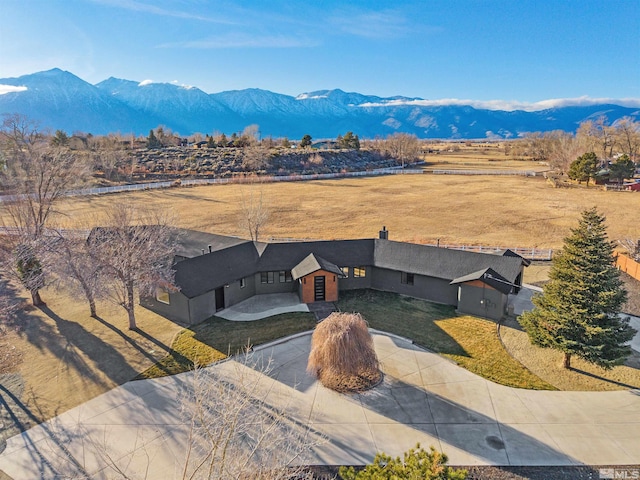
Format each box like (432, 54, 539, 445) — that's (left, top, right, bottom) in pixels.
(0, 69, 638, 138)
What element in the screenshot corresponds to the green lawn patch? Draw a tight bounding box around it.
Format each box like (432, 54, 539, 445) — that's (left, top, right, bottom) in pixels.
(138, 312, 317, 379)
(338, 290, 555, 390)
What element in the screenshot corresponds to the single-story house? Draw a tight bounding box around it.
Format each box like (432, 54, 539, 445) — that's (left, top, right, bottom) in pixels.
(141, 227, 528, 324)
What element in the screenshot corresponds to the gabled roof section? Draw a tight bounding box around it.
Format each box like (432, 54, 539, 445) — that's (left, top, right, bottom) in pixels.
(291, 253, 345, 280)
(258, 239, 375, 272)
(174, 229, 250, 258)
(175, 241, 260, 298)
(450, 267, 513, 294)
(373, 239, 523, 284)
(501, 249, 531, 267)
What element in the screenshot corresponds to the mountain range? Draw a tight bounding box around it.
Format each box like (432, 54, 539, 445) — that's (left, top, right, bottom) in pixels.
(0, 68, 638, 139)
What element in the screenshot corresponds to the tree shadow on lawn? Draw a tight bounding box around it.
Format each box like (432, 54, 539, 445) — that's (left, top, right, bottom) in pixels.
(33, 306, 138, 387)
(568, 367, 640, 389)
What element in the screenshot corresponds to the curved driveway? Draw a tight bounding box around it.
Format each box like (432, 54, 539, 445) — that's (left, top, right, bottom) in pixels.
(1, 332, 639, 478)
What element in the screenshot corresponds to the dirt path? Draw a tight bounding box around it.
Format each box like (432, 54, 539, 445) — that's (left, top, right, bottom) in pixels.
(0, 287, 184, 452)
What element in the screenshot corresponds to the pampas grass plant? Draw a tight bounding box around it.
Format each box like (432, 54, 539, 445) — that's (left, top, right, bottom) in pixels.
(307, 312, 382, 392)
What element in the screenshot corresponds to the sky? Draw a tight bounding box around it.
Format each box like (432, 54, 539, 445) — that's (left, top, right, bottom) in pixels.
(1, 0, 639, 109)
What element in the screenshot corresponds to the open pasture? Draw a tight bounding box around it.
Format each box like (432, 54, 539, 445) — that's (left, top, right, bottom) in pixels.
(48, 173, 639, 249)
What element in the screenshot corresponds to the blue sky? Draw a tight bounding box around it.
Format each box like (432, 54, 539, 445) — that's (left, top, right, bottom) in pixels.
(1, 0, 639, 108)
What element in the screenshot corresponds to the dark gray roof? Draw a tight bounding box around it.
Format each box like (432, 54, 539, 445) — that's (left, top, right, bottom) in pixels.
(173, 233, 523, 299)
(450, 267, 513, 295)
(257, 239, 375, 272)
(175, 241, 260, 298)
(175, 229, 249, 258)
(373, 240, 523, 284)
(501, 249, 532, 267)
(291, 253, 345, 280)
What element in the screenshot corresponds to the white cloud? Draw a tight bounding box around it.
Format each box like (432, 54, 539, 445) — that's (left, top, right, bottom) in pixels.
(330, 10, 409, 39)
(138, 79, 154, 86)
(0, 85, 27, 95)
(358, 96, 640, 111)
(89, 0, 236, 24)
(159, 33, 318, 49)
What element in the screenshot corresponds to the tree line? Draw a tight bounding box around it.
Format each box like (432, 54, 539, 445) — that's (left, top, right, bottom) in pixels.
(513, 116, 639, 175)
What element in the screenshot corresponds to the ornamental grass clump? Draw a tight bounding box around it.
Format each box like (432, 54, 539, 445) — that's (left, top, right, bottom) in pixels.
(307, 312, 382, 393)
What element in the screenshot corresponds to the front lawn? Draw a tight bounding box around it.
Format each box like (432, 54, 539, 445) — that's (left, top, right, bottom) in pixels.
(138, 312, 317, 379)
(337, 290, 555, 390)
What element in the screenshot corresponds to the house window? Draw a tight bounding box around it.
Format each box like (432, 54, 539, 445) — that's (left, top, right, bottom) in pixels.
(401, 272, 414, 285)
(279, 270, 293, 283)
(156, 287, 170, 304)
(240, 278, 246, 288)
(260, 271, 274, 284)
(340, 267, 349, 277)
(353, 266, 366, 278)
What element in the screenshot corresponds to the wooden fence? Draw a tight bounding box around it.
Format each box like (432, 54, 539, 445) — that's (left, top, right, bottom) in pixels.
(617, 253, 640, 281)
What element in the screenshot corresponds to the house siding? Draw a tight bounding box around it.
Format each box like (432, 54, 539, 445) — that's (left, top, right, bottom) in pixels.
(457, 283, 507, 320)
(140, 290, 191, 324)
(224, 276, 257, 308)
(189, 292, 218, 324)
(299, 270, 339, 302)
(254, 272, 298, 295)
(370, 267, 458, 305)
(337, 266, 373, 290)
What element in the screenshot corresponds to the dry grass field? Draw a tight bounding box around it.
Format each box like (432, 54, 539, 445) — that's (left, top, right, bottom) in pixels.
(0, 289, 183, 445)
(39, 172, 640, 249)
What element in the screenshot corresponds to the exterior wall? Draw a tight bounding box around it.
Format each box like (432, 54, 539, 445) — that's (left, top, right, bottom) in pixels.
(300, 270, 339, 303)
(224, 276, 257, 308)
(370, 267, 459, 306)
(188, 292, 218, 324)
(457, 283, 507, 320)
(336, 266, 373, 290)
(254, 272, 298, 295)
(140, 290, 192, 324)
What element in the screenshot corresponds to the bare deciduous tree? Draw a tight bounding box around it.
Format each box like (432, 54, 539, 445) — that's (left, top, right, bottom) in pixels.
(548, 131, 585, 173)
(49, 232, 103, 317)
(180, 356, 320, 480)
(241, 145, 269, 171)
(238, 181, 270, 242)
(89, 204, 180, 330)
(619, 238, 640, 262)
(38, 353, 322, 479)
(1, 114, 90, 305)
(613, 117, 640, 163)
(577, 116, 615, 161)
(382, 133, 422, 169)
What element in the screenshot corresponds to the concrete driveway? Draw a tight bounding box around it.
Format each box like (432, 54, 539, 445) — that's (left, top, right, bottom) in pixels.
(1, 331, 639, 479)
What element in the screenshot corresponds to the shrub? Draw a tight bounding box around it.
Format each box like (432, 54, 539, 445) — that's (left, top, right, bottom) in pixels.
(307, 312, 381, 392)
(339, 443, 467, 480)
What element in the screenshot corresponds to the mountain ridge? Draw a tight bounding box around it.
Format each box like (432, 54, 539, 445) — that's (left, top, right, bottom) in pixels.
(1, 68, 638, 138)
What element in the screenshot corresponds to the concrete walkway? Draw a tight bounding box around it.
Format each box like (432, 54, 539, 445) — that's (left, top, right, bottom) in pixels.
(1, 332, 639, 479)
(216, 293, 309, 321)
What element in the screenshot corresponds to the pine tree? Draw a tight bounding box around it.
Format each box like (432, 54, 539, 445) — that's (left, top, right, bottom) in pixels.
(339, 444, 467, 480)
(568, 152, 598, 185)
(520, 208, 635, 369)
(300, 134, 312, 148)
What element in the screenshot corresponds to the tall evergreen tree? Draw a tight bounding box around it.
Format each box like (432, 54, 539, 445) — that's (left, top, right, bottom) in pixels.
(520, 208, 635, 369)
